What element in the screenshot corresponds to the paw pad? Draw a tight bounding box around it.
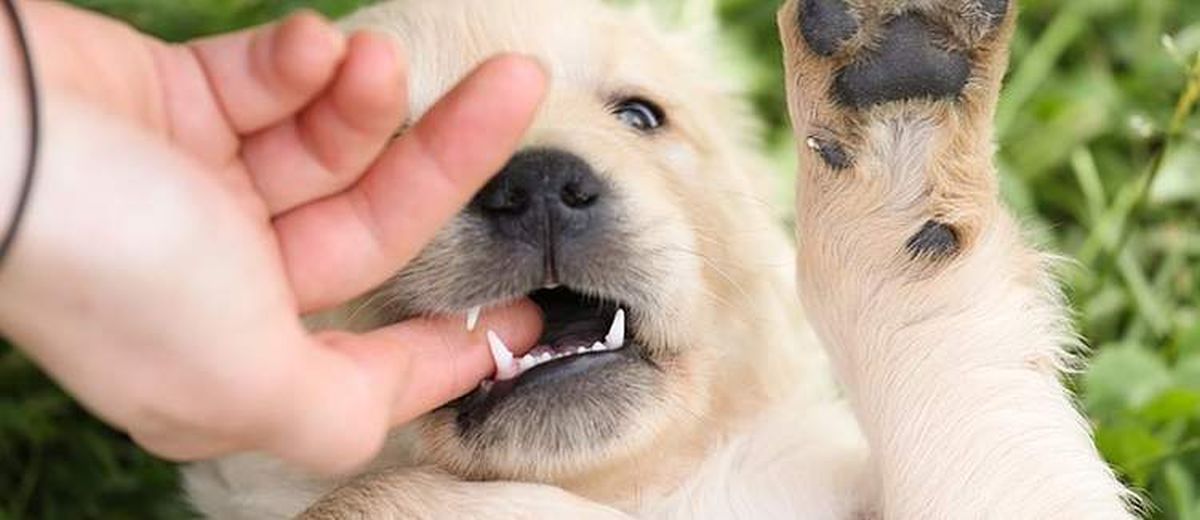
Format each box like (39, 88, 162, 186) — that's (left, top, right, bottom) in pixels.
(833, 14, 971, 108)
(799, 0, 858, 57)
(806, 136, 853, 170)
(906, 221, 959, 260)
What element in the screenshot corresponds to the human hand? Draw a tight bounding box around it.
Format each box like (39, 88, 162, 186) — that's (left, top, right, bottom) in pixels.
(0, 1, 545, 474)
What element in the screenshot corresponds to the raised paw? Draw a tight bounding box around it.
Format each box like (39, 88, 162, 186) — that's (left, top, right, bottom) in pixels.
(779, 0, 1014, 268)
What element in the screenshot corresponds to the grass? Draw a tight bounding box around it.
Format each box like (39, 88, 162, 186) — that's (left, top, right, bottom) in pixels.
(1, 0, 1199, 518)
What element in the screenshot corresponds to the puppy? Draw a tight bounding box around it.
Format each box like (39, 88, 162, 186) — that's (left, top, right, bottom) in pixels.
(185, 0, 1137, 517)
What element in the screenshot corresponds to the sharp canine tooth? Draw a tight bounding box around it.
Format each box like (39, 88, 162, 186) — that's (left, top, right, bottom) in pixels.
(605, 309, 626, 349)
(466, 306, 481, 332)
(487, 330, 519, 380)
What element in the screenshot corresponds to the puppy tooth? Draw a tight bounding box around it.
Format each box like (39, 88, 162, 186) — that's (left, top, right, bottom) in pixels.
(487, 330, 513, 360)
(466, 306, 482, 332)
(487, 330, 519, 381)
(605, 309, 626, 349)
(518, 355, 537, 372)
(592, 341, 606, 352)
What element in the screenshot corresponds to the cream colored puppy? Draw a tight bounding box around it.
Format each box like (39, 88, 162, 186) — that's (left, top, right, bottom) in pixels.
(186, 0, 1136, 517)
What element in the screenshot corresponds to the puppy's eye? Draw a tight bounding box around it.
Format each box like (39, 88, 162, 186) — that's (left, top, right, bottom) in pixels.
(612, 98, 666, 132)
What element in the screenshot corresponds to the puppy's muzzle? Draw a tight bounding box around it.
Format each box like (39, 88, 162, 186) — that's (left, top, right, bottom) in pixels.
(471, 148, 612, 284)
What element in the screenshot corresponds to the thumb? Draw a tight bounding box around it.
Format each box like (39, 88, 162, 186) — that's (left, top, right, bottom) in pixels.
(263, 299, 542, 475)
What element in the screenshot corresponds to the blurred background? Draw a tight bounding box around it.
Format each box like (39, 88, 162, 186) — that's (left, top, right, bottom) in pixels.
(1, 0, 1198, 518)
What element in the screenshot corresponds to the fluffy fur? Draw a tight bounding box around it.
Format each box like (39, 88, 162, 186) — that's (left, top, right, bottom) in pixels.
(185, 0, 1136, 517)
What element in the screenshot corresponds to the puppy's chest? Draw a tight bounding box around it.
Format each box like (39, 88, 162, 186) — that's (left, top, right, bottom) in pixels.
(634, 401, 869, 520)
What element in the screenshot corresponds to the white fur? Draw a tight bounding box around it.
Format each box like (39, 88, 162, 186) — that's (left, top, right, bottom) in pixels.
(643, 400, 873, 519)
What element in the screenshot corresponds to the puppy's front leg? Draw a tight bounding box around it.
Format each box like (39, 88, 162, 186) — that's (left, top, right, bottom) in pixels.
(777, 1, 1134, 517)
(298, 467, 629, 519)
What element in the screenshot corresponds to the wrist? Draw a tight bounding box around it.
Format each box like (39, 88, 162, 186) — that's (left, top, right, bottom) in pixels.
(0, 0, 36, 265)
(9, 2, 168, 132)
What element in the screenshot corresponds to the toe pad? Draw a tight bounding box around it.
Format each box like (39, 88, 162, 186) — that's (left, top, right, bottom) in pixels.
(907, 221, 960, 260)
(799, 0, 859, 57)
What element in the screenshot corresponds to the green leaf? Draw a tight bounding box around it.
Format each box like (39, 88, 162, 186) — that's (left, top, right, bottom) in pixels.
(1138, 387, 1200, 423)
(1175, 355, 1200, 389)
(1150, 143, 1200, 204)
(1084, 343, 1174, 417)
(1095, 422, 1167, 487)
(1165, 460, 1200, 520)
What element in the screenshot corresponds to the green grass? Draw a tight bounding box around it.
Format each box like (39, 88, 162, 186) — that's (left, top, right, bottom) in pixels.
(2, 0, 1199, 518)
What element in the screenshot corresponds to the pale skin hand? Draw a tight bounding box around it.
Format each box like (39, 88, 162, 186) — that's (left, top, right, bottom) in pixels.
(0, 1, 545, 474)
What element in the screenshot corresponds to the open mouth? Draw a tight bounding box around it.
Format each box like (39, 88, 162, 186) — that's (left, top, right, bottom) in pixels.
(485, 287, 629, 382)
(450, 287, 639, 429)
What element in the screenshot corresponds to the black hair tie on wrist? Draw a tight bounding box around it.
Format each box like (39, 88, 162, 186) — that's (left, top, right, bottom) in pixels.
(0, 0, 40, 268)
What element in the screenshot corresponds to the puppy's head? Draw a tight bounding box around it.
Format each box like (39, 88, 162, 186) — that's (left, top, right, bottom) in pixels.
(338, 0, 805, 483)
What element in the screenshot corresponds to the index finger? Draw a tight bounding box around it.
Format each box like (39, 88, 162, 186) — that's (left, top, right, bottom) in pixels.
(273, 55, 547, 312)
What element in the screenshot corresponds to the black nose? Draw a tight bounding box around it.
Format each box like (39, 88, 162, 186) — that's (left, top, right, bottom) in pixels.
(471, 148, 608, 251)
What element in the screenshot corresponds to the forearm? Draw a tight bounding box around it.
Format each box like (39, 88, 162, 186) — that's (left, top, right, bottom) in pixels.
(832, 217, 1133, 518)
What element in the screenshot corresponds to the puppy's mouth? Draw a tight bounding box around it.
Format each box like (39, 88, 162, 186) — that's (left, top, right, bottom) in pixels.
(450, 287, 643, 430)
(490, 287, 629, 380)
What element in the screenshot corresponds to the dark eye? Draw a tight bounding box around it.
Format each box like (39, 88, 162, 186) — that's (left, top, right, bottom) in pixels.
(612, 98, 666, 132)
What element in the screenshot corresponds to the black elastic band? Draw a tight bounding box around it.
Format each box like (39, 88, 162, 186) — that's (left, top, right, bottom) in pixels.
(0, 0, 39, 267)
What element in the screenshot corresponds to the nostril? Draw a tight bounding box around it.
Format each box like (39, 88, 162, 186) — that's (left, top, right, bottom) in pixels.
(560, 182, 599, 209)
(480, 185, 530, 215)
(472, 148, 606, 225)
(561, 186, 596, 209)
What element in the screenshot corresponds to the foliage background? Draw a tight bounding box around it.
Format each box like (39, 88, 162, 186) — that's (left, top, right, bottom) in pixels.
(2, 0, 1199, 518)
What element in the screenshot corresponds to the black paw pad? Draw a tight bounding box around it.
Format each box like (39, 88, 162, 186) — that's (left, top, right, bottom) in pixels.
(806, 136, 853, 170)
(799, 0, 859, 57)
(906, 221, 959, 259)
(832, 14, 971, 109)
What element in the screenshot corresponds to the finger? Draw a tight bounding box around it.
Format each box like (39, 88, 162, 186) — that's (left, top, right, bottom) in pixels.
(264, 300, 544, 474)
(274, 55, 548, 312)
(243, 32, 408, 215)
(333, 299, 544, 426)
(189, 10, 347, 135)
(130, 430, 239, 463)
